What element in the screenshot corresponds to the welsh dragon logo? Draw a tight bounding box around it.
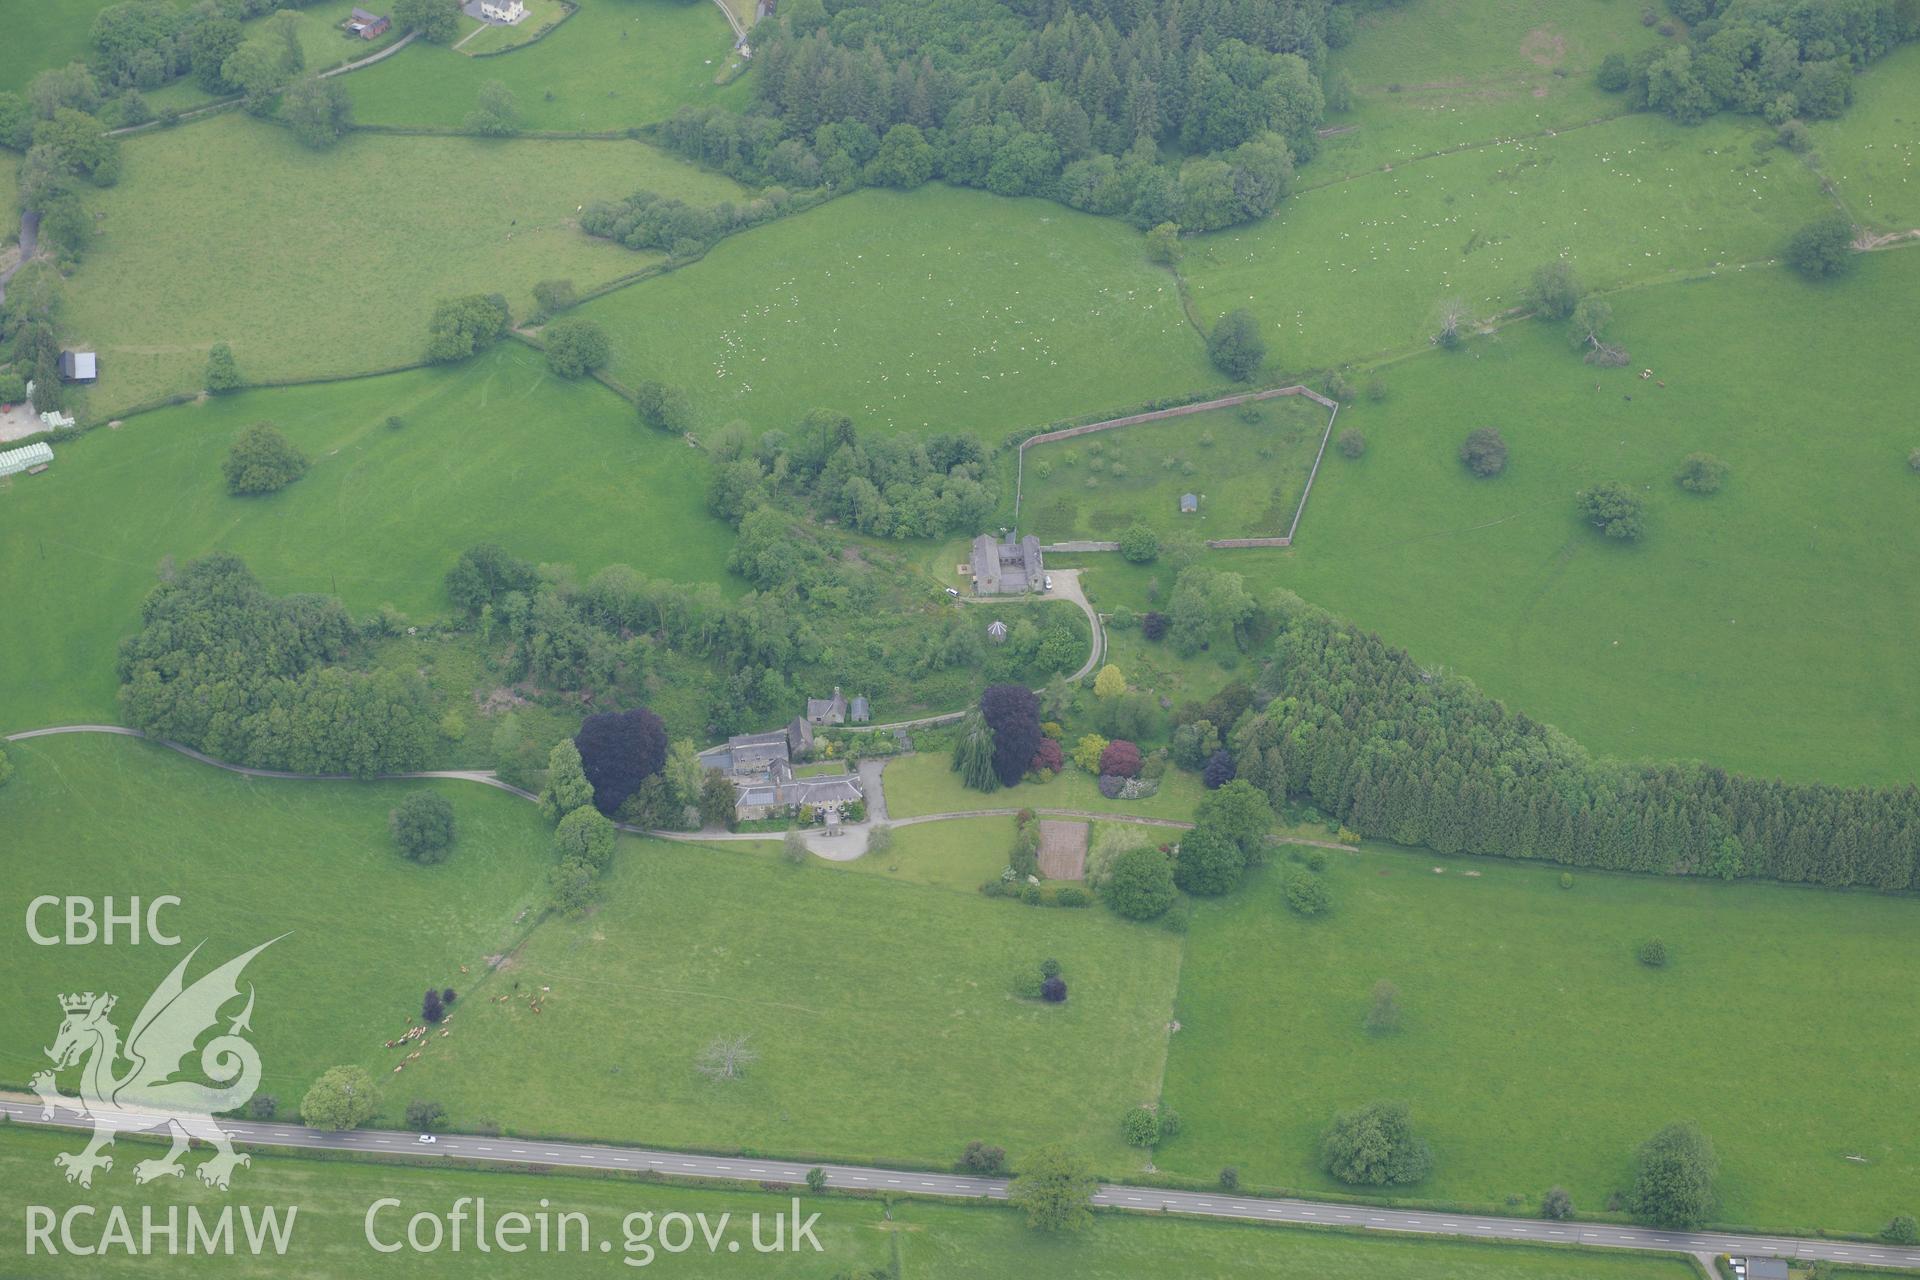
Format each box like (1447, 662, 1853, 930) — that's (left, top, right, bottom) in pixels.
(31, 937, 282, 1190)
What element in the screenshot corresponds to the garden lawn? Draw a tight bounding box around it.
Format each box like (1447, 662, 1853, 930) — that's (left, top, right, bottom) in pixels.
(1318, 0, 1661, 178)
(60, 113, 743, 414)
(1160, 844, 1920, 1235)
(902, 1198, 1701, 1279)
(1809, 44, 1920, 231)
(1166, 250, 1920, 786)
(351, 0, 748, 129)
(0, 344, 732, 733)
(0, 1129, 881, 1276)
(1020, 396, 1332, 543)
(384, 834, 1185, 1169)
(579, 185, 1217, 440)
(880, 751, 1205, 823)
(839, 815, 1017, 891)
(1183, 111, 1831, 370)
(0, 733, 551, 1107)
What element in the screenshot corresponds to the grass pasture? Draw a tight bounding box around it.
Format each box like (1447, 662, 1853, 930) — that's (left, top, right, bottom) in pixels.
(902, 1198, 1702, 1279)
(1809, 44, 1920, 230)
(0, 1128, 882, 1277)
(0, 1, 120, 95)
(382, 833, 1186, 1169)
(1019, 396, 1332, 543)
(0, 733, 552, 1107)
(0, 1128, 1701, 1278)
(349, 0, 749, 131)
(0, 344, 732, 733)
(578, 185, 1217, 440)
(60, 114, 743, 414)
(1160, 843, 1920, 1234)
(1320, 0, 1661, 176)
(1172, 249, 1920, 786)
(1184, 111, 1831, 370)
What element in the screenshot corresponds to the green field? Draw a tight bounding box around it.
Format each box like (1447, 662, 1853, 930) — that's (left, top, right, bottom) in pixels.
(0, 0, 120, 95)
(1320, 0, 1661, 176)
(880, 751, 1206, 823)
(349, 0, 749, 131)
(60, 114, 743, 414)
(578, 185, 1217, 439)
(0, 733, 551, 1105)
(1184, 111, 1831, 370)
(0, 1129, 1701, 1278)
(1020, 397, 1333, 543)
(1081, 249, 1920, 787)
(101, 3, 406, 117)
(0, 344, 731, 733)
(1160, 844, 1920, 1234)
(902, 1199, 1702, 1279)
(376, 826, 1186, 1169)
(0, 1128, 882, 1276)
(1809, 44, 1920, 230)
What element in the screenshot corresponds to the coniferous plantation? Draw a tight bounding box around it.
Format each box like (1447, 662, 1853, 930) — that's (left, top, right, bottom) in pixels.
(6, 0, 1920, 1272)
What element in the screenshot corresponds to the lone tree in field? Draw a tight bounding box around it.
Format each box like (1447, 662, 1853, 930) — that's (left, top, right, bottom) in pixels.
(694, 1034, 758, 1082)
(1569, 296, 1627, 365)
(281, 75, 353, 149)
(1009, 1146, 1097, 1231)
(464, 79, 521, 136)
(980, 684, 1043, 789)
(1207, 308, 1266, 381)
(1364, 979, 1401, 1034)
(1542, 1187, 1574, 1220)
(1459, 427, 1508, 477)
(1524, 261, 1583, 320)
(205, 341, 242, 393)
(1104, 845, 1176, 920)
(1434, 296, 1471, 349)
(1637, 937, 1668, 968)
(1784, 213, 1854, 279)
(1321, 1101, 1432, 1186)
(223, 422, 308, 495)
(1284, 865, 1331, 915)
(301, 1065, 378, 1131)
(574, 706, 668, 815)
(1337, 428, 1367, 459)
(1674, 452, 1728, 494)
(1577, 482, 1646, 541)
(1629, 1122, 1718, 1228)
(390, 792, 456, 863)
(422, 987, 445, 1022)
(543, 317, 609, 378)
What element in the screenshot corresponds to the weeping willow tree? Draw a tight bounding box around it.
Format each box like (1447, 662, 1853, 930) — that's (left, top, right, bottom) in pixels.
(951, 709, 999, 793)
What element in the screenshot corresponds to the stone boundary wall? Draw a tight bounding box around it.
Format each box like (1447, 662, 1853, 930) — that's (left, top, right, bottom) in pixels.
(1015, 384, 1341, 548)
